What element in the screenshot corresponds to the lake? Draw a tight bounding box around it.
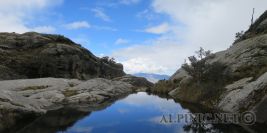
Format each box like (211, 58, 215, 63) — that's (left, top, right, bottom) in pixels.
(16, 92, 264, 133)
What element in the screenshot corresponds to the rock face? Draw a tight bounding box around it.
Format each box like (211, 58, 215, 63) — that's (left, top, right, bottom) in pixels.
(0, 78, 133, 113)
(113, 75, 154, 91)
(169, 68, 190, 81)
(169, 10, 267, 123)
(0, 78, 134, 132)
(0, 32, 125, 80)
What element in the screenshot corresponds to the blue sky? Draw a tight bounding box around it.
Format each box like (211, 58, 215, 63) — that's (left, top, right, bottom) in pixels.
(27, 0, 165, 55)
(1, 0, 267, 75)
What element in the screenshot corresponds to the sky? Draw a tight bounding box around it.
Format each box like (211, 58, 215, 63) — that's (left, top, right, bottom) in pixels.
(0, 0, 267, 75)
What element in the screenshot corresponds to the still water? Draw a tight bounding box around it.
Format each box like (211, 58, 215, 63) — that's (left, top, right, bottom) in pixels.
(17, 92, 263, 133)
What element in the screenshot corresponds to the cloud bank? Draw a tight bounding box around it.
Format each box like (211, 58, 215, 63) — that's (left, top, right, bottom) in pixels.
(144, 23, 170, 34)
(113, 0, 267, 75)
(64, 21, 91, 30)
(0, 0, 62, 33)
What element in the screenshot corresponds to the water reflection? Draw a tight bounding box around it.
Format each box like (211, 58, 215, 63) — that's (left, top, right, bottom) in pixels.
(16, 108, 91, 133)
(12, 92, 266, 133)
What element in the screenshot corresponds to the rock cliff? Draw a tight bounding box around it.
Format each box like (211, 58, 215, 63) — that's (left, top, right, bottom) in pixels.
(0, 32, 125, 80)
(169, 10, 267, 123)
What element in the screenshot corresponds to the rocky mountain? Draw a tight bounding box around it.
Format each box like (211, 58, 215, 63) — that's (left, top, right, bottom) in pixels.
(0, 32, 125, 80)
(134, 73, 170, 83)
(168, 10, 267, 123)
(0, 32, 155, 132)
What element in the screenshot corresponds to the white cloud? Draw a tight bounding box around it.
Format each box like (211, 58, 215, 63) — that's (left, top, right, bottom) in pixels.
(113, 37, 191, 75)
(121, 92, 185, 113)
(152, 0, 267, 51)
(91, 8, 111, 22)
(95, 0, 141, 7)
(113, 0, 267, 75)
(119, 0, 141, 5)
(137, 9, 158, 20)
(0, 0, 62, 33)
(64, 21, 91, 30)
(119, 58, 168, 74)
(93, 25, 118, 31)
(144, 23, 170, 34)
(115, 38, 129, 45)
(32, 26, 55, 33)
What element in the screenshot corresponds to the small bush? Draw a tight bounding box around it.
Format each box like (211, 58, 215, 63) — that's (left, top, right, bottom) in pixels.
(151, 80, 178, 94)
(182, 47, 214, 84)
(235, 31, 244, 40)
(100, 56, 116, 64)
(180, 47, 231, 105)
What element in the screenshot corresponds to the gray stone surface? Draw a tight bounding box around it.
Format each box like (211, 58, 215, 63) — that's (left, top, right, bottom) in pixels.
(0, 78, 134, 114)
(169, 68, 189, 81)
(225, 77, 253, 91)
(218, 72, 267, 113)
(113, 75, 154, 90)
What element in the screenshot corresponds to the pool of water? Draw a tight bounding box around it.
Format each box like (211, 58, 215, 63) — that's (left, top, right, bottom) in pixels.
(63, 92, 189, 133)
(16, 92, 264, 133)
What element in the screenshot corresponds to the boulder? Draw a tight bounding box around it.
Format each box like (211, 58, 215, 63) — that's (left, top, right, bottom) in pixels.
(113, 75, 154, 91)
(169, 68, 190, 81)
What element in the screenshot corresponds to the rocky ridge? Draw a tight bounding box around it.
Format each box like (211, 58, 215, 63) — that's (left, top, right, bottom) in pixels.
(0, 32, 125, 80)
(169, 10, 267, 123)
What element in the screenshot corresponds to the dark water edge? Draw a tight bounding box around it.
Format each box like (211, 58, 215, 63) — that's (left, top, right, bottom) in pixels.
(2, 92, 267, 133)
(0, 109, 40, 133)
(0, 94, 130, 133)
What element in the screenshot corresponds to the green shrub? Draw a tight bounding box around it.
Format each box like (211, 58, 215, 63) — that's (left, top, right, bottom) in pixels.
(151, 80, 178, 94)
(180, 47, 231, 105)
(182, 47, 214, 84)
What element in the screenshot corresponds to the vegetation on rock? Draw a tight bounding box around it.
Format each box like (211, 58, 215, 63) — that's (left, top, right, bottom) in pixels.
(150, 80, 178, 94)
(182, 47, 213, 84)
(234, 10, 267, 44)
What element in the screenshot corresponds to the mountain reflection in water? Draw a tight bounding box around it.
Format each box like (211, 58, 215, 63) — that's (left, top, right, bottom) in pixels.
(14, 92, 265, 133)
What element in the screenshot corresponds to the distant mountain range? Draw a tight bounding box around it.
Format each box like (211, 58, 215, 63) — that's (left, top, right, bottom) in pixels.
(133, 73, 170, 83)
